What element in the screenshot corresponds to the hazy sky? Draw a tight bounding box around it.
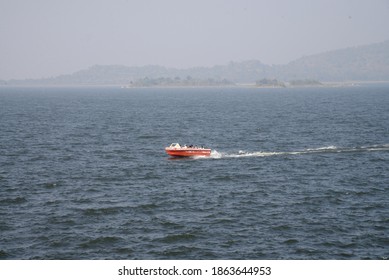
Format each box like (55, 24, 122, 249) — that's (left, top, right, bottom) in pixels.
(1, 0, 389, 79)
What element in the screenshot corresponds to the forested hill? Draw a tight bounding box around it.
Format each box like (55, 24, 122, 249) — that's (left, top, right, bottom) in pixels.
(2, 41, 388, 85)
(278, 40, 389, 81)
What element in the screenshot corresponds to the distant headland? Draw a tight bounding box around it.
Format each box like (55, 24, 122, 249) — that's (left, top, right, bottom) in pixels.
(1, 40, 388, 86)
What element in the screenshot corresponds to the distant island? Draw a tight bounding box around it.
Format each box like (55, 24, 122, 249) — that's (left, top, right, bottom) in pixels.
(1, 40, 388, 86)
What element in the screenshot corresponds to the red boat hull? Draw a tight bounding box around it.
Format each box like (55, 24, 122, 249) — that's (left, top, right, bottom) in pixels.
(165, 148, 211, 157)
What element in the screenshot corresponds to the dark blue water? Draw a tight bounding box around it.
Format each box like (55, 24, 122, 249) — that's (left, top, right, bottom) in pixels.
(0, 85, 388, 259)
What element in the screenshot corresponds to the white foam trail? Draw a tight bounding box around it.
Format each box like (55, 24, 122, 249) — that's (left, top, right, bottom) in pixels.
(362, 144, 389, 152)
(205, 144, 388, 159)
(208, 150, 284, 159)
(226, 151, 283, 158)
(306, 145, 338, 151)
(209, 150, 223, 159)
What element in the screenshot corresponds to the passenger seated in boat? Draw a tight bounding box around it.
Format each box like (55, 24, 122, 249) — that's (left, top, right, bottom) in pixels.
(170, 143, 181, 148)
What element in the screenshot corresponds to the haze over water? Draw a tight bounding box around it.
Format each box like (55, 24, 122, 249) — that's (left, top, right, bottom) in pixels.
(1, 0, 388, 79)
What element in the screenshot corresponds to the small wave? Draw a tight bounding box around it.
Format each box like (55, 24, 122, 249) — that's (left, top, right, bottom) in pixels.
(205, 144, 389, 159)
(134, 203, 159, 210)
(82, 206, 124, 216)
(159, 245, 203, 258)
(158, 233, 197, 243)
(138, 135, 159, 139)
(42, 182, 58, 189)
(284, 239, 299, 245)
(0, 250, 9, 259)
(159, 220, 184, 229)
(0, 197, 27, 205)
(79, 236, 122, 249)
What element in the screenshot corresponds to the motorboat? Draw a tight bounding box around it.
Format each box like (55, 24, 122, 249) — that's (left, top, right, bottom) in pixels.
(165, 143, 211, 157)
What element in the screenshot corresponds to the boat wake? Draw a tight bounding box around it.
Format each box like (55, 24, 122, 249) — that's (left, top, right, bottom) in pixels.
(207, 144, 389, 159)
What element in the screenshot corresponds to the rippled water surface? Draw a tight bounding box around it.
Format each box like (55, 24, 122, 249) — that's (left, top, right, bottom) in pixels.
(0, 85, 388, 259)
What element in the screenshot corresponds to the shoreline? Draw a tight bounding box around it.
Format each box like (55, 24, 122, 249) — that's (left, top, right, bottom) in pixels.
(1, 81, 389, 89)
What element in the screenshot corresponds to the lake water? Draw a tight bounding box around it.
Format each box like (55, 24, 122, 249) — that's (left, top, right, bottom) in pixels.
(0, 85, 388, 259)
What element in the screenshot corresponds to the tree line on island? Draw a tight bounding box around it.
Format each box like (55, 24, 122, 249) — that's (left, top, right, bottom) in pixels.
(126, 77, 322, 88)
(255, 78, 322, 88)
(129, 76, 234, 87)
